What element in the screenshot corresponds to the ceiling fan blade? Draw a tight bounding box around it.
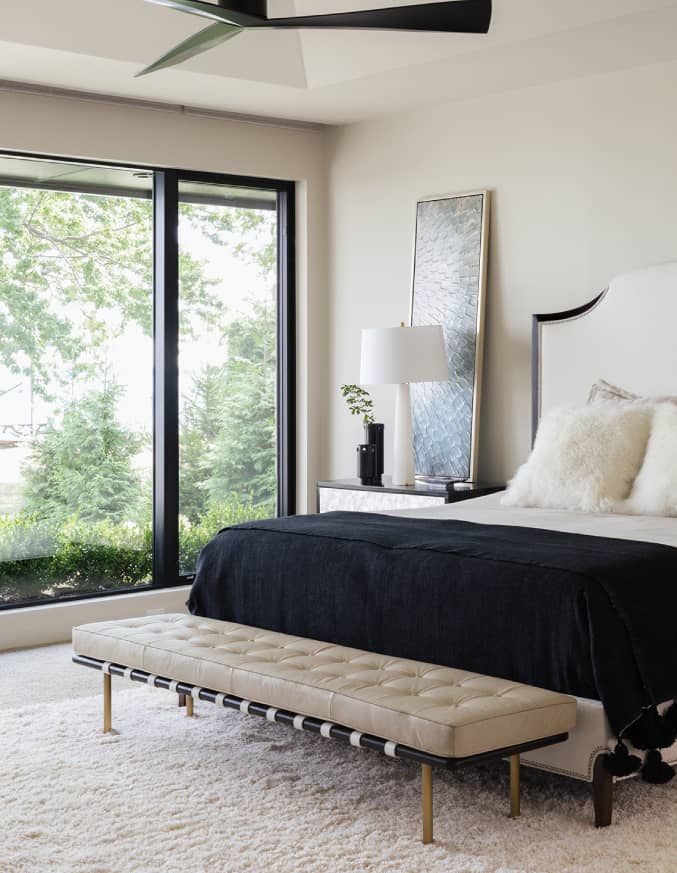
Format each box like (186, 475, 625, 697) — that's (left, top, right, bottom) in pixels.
(144, 0, 491, 33)
(143, 0, 266, 28)
(270, 1, 492, 33)
(140, 1, 491, 77)
(135, 21, 243, 77)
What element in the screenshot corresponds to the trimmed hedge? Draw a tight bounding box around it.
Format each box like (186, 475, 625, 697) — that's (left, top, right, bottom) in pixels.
(0, 498, 273, 605)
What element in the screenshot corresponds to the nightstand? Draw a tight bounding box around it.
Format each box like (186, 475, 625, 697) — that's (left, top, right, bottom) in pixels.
(316, 478, 504, 513)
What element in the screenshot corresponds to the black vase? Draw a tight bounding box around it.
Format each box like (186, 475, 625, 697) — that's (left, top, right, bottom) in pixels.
(357, 443, 378, 485)
(357, 422, 384, 486)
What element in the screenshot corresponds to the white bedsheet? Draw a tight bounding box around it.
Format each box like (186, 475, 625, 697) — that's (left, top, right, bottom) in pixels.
(388, 491, 677, 548)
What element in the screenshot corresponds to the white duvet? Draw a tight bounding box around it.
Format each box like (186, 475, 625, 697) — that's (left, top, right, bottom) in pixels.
(388, 490, 677, 549)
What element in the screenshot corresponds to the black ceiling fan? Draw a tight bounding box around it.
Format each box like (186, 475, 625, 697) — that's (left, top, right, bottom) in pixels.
(137, 0, 492, 76)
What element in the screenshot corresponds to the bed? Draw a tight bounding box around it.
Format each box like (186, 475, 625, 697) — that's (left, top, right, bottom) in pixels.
(188, 260, 677, 824)
(385, 492, 677, 786)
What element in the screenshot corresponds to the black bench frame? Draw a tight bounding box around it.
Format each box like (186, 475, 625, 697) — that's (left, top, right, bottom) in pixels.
(74, 653, 569, 844)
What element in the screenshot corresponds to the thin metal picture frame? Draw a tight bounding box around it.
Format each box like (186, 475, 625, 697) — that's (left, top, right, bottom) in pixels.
(409, 189, 490, 483)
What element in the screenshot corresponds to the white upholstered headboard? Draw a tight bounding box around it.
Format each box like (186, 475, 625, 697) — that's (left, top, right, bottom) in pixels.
(533, 261, 677, 438)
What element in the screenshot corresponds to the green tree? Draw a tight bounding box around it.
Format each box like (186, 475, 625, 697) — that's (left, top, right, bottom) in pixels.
(0, 186, 220, 398)
(182, 204, 277, 278)
(0, 182, 281, 601)
(22, 383, 145, 525)
(179, 363, 227, 522)
(207, 299, 277, 511)
(178, 205, 278, 520)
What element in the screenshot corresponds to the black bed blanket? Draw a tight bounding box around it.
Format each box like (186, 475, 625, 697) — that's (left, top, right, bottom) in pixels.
(188, 512, 677, 742)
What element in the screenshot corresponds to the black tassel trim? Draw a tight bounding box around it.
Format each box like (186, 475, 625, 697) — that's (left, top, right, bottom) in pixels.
(665, 701, 677, 733)
(625, 706, 677, 750)
(603, 742, 642, 777)
(641, 749, 675, 784)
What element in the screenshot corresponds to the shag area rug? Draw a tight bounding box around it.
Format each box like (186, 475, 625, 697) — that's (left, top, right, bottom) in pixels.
(3, 681, 677, 873)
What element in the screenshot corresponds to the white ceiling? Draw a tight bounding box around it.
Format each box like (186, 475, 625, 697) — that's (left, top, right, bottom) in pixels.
(0, 0, 677, 125)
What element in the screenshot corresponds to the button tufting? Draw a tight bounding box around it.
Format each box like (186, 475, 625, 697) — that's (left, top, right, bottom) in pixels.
(74, 613, 576, 760)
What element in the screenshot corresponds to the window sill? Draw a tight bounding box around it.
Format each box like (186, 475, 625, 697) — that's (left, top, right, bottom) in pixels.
(0, 585, 191, 652)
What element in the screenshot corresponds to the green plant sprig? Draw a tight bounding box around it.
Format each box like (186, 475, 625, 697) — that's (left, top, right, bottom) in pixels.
(340, 384, 375, 425)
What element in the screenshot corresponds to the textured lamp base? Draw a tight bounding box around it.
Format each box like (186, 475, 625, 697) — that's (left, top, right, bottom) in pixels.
(392, 382, 415, 486)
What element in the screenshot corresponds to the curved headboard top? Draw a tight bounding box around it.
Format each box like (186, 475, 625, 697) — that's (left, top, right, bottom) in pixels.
(533, 261, 677, 437)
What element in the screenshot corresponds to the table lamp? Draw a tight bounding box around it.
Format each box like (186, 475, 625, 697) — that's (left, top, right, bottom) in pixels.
(360, 323, 448, 486)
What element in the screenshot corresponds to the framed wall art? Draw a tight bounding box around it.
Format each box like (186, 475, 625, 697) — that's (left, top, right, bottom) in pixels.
(410, 190, 490, 482)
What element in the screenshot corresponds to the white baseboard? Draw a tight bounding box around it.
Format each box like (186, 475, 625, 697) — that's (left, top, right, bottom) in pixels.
(0, 586, 191, 651)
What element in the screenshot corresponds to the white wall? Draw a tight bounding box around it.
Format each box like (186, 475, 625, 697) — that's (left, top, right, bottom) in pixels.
(324, 59, 677, 484)
(0, 88, 328, 648)
(0, 586, 191, 651)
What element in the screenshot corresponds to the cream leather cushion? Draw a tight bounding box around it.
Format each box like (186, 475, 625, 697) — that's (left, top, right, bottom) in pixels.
(73, 614, 576, 759)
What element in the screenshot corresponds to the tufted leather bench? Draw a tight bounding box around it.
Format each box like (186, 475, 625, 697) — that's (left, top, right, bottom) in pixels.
(73, 613, 576, 844)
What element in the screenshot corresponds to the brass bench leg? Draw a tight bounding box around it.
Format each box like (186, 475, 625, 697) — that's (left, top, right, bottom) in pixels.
(510, 754, 521, 818)
(186, 695, 194, 717)
(178, 692, 187, 708)
(103, 673, 112, 733)
(422, 763, 433, 844)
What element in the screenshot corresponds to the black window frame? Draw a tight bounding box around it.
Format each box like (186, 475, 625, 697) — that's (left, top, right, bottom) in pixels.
(0, 150, 296, 609)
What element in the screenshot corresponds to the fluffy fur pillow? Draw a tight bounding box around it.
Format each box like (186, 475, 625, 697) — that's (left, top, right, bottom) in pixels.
(502, 404, 653, 512)
(625, 404, 677, 516)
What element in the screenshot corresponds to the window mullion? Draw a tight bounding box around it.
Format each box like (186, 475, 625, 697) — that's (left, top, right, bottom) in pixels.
(153, 170, 180, 586)
(277, 186, 296, 517)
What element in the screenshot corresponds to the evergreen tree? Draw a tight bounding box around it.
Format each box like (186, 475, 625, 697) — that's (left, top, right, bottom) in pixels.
(22, 384, 144, 525)
(179, 364, 227, 523)
(0, 183, 280, 599)
(206, 300, 277, 511)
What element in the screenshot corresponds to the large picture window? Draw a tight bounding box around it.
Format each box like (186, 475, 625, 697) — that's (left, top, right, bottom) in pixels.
(0, 155, 294, 608)
(177, 181, 279, 574)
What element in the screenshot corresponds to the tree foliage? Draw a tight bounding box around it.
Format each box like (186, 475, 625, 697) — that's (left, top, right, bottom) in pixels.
(206, 299, 277, 512)
(178, 206, 279, 521)
(0, 497, 271, 605)
(0, 187, 220, 397)
(0, 181, 279, 601)
(22, 383, 147, 525)
(179, 363, 228, 523)
(0, 187, 152, 396)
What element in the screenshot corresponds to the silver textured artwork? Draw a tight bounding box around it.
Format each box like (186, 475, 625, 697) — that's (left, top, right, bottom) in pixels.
(410, 191, 490, 481)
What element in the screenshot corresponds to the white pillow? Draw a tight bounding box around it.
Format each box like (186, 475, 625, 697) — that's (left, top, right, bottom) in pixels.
(502, 404, 653, 512)
(587, 379, 638, 404)
(625, 403, 677, 516)
(587, 378, 677, 406)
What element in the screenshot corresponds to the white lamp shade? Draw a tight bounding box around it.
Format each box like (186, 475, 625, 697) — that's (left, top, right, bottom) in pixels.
(360, 324, 448, 385)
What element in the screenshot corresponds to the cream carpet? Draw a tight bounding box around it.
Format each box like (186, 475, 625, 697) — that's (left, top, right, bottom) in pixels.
(2, 646, 677, 873)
